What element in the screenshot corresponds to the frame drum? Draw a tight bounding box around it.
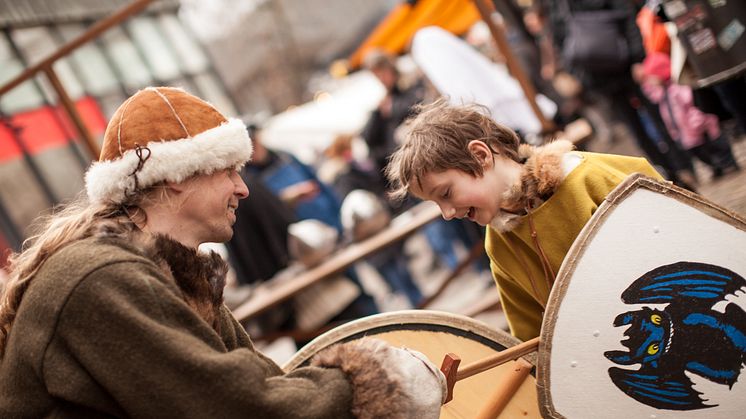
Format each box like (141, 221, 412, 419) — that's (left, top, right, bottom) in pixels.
(284, 310, 540, 418)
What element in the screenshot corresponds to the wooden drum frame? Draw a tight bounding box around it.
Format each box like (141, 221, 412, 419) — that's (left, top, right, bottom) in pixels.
(284, 310, 541, 418)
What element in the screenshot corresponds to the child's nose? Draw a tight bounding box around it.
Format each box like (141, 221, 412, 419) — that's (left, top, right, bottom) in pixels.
(440, 205, 456, 220)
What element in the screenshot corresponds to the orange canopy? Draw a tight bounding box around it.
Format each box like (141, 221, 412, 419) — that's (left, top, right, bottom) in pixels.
(347, 0, 480, 70)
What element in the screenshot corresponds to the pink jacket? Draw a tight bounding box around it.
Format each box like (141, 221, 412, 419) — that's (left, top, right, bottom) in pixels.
(642, 82, 721, 149)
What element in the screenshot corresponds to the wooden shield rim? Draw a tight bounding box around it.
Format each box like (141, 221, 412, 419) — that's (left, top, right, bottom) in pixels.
(536, 174, 746, 418)
(283, 309, 535, 371)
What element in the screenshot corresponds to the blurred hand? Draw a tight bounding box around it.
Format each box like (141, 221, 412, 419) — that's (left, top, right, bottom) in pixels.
(378, 94, 393, 118)
(279, 180, 320, 206)
(541, 63, 556, 81)
(631, 63, 645, 83)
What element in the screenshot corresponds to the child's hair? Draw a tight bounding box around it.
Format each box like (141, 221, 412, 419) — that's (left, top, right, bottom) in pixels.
(385, 98, 521, 201)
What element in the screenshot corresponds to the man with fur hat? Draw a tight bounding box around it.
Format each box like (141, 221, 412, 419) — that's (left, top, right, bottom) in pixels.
(0, 87, 446, 418)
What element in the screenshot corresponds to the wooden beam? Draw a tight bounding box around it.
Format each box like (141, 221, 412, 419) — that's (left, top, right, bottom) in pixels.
(232, 202, 442, 322)
(472, 0, 554, 133)
(42, 65, 100, 160)
(0, 0, 154, 98)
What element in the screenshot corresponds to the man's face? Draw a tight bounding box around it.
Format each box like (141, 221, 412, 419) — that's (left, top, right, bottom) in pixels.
(412, 155, 519, 226)
(179, 169, 249, 244)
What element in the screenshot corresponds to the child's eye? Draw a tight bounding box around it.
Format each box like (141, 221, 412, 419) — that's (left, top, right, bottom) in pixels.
(442, 189, 450, 199)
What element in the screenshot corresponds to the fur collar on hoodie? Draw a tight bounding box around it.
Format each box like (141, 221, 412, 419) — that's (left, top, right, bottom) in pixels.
(490, 140, 575, 232)
(92, 218, 228, 333)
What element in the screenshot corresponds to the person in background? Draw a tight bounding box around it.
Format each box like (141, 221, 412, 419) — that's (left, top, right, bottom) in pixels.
(226, 165, 296, 286)
(245, 124, 379, 320)
(640, 52, 740, 178)
(0, 87, 446, 418)
(540, 0, 695, 189)
(320, 134, 424, 307)
(362, 49, 479, 275)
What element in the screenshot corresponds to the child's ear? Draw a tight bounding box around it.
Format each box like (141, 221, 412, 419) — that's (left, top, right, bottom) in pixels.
(467, 140, 493, 167)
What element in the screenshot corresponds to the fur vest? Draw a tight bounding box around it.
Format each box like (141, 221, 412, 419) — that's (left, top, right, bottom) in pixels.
(491, 140, 575, 232)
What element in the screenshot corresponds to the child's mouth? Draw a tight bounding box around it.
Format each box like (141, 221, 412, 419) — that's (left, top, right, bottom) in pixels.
(467, 207, 475, 220)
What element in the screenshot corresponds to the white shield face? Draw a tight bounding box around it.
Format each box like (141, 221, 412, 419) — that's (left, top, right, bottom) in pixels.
(538, 176, 746, 418)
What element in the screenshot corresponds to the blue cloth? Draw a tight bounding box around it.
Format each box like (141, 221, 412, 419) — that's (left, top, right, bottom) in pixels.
(248, 149, 378, 318)
(247, 150, 343, 232)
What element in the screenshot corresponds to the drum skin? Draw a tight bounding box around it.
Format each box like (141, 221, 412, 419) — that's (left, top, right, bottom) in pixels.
(284, 310, 540, 418)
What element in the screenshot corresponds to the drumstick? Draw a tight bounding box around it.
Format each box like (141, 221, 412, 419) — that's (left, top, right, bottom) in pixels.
(439, 336, 540, 403)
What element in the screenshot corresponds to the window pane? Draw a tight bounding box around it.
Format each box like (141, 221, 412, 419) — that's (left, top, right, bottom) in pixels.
(158, 14, 208, 74)
(0, 35, 44, 113)
(127, 16, 181, 81)
(100, 26, 153, 90)
(56, 24, 120, 96)
(10, 27, 84, 102)
(193, 72, 237, 116)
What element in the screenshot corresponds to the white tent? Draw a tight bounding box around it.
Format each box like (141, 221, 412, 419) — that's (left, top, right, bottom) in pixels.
(411, 26, 556, 135)
(261, 71, 385, 164)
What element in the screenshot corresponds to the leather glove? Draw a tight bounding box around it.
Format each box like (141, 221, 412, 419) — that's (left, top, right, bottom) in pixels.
(312, 337, 447, 419)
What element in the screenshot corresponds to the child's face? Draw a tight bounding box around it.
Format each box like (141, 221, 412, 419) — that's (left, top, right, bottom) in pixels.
(412, 143, 520, 226)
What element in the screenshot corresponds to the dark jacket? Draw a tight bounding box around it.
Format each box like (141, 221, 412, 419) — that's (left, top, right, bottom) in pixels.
(361, 83, 425, 177)
(0, 222, 364, 418)
(544, 0, 645, 90)
(227, 171, 296, 285)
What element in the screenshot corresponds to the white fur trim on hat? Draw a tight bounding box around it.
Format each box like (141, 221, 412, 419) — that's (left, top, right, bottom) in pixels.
(85, 118, 252, 204)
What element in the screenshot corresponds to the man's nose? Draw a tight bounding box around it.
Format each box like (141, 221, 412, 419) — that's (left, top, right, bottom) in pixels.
(234, 174, 249, 199)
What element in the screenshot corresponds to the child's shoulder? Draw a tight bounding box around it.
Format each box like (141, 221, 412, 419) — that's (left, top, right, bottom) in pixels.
(573, 151, 662, 181)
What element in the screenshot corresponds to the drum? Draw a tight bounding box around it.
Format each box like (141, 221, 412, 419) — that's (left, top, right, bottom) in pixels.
(285, 310, 540, 418)
(538, 175, 746, 418)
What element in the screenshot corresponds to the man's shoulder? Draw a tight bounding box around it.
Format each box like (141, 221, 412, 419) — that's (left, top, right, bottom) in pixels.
(43, 236, 153, 285)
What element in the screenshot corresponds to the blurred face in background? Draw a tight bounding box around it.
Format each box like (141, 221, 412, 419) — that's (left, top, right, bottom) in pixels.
(372, 65, 398, 91)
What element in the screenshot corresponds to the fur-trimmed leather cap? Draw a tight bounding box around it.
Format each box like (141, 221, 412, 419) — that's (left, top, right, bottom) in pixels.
(85, 87, 252, 204)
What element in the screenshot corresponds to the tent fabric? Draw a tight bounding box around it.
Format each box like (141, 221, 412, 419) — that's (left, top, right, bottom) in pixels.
(411, 26, 556, 135)
(347, 0, 480, 70)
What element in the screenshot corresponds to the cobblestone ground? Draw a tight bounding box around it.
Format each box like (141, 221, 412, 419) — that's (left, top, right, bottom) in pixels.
(693, 136, 746, 216)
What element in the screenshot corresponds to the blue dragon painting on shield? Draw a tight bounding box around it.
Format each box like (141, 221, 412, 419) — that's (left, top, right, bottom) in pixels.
(605, 261, 746, 410)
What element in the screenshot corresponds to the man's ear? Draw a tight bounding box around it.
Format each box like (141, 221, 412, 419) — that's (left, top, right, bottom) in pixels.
(467, 140, 493, 168)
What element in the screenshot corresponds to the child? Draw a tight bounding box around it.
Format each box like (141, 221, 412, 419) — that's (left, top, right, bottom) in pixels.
(386, 99, 663, 341)
(641, 52, 739, 178)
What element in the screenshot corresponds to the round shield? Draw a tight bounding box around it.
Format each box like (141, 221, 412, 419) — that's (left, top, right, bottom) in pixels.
(538, 174, 746, 418)
(285, 310, 541, 418)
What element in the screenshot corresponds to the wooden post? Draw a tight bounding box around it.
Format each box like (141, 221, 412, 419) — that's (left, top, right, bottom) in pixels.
(42, 65, 100, 160)
(472, 0, 554, 133)
(0, 0, 155, 98)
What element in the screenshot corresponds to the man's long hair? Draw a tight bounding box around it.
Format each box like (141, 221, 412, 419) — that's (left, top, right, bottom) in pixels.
(0, 190, 154, 356)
